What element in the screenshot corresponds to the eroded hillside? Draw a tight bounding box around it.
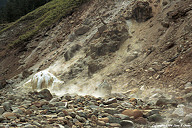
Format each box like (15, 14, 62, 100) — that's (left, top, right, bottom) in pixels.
(0, 0, 192, 127)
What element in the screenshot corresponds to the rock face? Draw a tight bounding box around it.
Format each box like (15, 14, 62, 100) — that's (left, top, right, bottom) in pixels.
(74, 25, 90, 36)
(89, 21, 129, 57)
(64, 44, 81, 61)
(132, 1, 153, 22)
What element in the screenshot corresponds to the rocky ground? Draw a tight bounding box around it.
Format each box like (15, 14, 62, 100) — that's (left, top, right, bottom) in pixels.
(0, 82, 192, 128)
(0, 0, 192, 127)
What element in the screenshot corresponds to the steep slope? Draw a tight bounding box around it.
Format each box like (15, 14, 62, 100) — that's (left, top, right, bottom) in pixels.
(0, 0, 192, 127)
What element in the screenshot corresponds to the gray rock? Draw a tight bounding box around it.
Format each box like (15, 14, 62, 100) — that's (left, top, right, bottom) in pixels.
(0, 106, 5, 114)
(0, 115, 5, 122)
(107, 116, 121, 123)
(148, 114, 165, 122)
(184, 93, 192, 103)
(146, 109, 160, 117)
(169, 119, 180, 126)
(64, 44, 81, 61)
(0, 79, 6, 89)
(98, 25, 108, 34)
(12, 108, 24, 115)
(103, 98, 117, 105)
(156, 98, 169, 106)
(68, 33, 76, 42)
(104, 108, 119, 115)
(76, 115, 86, 123)
(132, 1, 153, 22)
(184, 82, 192, 89)
(114, 114, 131, 120)
(183, 113, 192, 124)
(74, 25, 90, 35)
(23, 124, 37, 128)
(76, 110, 87, 118)
(2, 102, 12, 111)
(120, 120, 134, 128)
(49, 98, 60, 103)
(172, 104, 185, 116)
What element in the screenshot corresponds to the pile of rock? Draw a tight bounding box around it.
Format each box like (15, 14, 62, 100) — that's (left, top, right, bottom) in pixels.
(1, 85, 192, 128)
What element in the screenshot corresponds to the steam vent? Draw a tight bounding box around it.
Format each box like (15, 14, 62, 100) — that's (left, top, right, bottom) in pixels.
(0, 0, 192, 127)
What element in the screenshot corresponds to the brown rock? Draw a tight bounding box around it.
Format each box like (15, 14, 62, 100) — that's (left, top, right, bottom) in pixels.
(98, 117, 109, 123)
(33, 101, 48, 107)
(38, 89, 53, 101)
(122, 109, 143, 119)
(97, 120, 106, 126)
(134, 117, 148, 124)
(91, 115, 98, 123)
(109, 123, 121, 127)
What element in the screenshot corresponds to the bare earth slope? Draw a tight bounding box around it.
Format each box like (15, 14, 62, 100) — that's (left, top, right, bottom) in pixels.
(0, 0, 192, 127)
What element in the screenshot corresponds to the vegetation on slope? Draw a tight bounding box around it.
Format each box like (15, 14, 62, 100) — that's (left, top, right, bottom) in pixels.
(0, 0, 89, 48)
(0, 0, 51, 23)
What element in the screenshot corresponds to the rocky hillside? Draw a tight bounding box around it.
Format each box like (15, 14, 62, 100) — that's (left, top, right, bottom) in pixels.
(0, 0, 192, 127)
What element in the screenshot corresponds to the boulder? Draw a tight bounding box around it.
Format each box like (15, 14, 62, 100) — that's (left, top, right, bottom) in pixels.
(132, 1, 153, 22)
(38, 89, 53, 101)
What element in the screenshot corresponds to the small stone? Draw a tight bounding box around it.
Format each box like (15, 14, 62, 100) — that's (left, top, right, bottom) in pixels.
(91, 115, 98, 123)
(103, 98, 117, 105)
(184, 93, 192, 103)
(114, 114, 131, 120)
(120, 120, 134, 128)
(0, 115, 5, 122)
(13, 108, 24, 115)
(172, 106, 185, 116)
(0, 106, 5, 114)
(74, 25, 90, 36)
(122, 109, 143, 119)
(99, 117, 109, 123)
(148, 114, 164, 122)
(108, 116, 121, 123)
(156, 98, 169, 106)
(104, 108, 119, 115)
(183, 113, 192, 124)
(109, 123, 121, 127)
(23, 124, 37, 128)
(2, 102, 12, 111)
(184, 82, 192, 89)
(97, 120, 106, 126)
(134, 117, 147, 125)
(146, 109, 160, 117)
(2, 112, 17, 120)
(169, 119, 180, 126)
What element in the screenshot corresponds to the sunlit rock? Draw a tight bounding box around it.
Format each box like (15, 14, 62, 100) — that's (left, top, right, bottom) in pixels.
(23, 70, 63, 90)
